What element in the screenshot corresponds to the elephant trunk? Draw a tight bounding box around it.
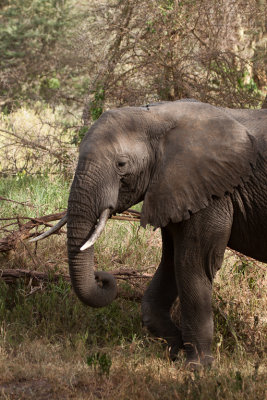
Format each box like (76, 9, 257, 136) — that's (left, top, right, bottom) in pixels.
(67, 171, 117, 308)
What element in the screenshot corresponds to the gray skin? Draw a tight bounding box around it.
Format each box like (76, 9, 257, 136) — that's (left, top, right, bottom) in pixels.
(67, 100, 267, 366)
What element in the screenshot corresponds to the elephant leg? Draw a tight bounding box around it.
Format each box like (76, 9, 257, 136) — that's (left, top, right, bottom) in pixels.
(171, 198, 233, 367)
(141, 228, 182, 358)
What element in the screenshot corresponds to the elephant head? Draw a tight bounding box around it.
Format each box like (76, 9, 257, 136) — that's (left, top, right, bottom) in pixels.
(32, 101, 257, 309)
(66, 109, 157, 307)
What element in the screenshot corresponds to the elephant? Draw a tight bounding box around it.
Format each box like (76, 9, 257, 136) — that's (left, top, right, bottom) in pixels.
(32, 100, 267, 367)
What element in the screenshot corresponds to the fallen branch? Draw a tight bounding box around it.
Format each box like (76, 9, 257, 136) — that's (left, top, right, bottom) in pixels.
(0, 211, 66, 252)
(0, 268, 151, 301)
(0, 268, 70, 284)
(0, 268, 152, 283)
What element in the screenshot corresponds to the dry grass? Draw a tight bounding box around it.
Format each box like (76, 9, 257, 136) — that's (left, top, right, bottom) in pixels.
(0, 106, 77, 176)
(0, 333, 266, 399)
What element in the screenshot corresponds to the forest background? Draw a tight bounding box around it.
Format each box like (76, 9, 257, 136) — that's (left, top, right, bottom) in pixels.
(0, 0, 266, 176)
(0, 1, 266, 399)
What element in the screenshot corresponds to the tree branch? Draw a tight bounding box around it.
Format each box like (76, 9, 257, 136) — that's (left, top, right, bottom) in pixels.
(0, 128, 64, 162)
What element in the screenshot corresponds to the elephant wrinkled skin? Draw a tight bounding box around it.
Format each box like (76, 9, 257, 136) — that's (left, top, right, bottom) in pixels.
(65, 100, 267, 367)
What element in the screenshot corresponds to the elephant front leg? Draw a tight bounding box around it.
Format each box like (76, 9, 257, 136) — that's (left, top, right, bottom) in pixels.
(171, 198, 233, 367)
(141, 228, 182, 359)
(177, 273, 215, 367)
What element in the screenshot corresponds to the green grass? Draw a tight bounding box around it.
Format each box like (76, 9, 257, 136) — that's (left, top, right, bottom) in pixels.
(0, 174, 69, 217)
(0, 175, 266, 399)
(0, 279, 142, 348)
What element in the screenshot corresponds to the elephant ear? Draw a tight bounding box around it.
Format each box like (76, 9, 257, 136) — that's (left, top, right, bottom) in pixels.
(141, 114, 257, 228)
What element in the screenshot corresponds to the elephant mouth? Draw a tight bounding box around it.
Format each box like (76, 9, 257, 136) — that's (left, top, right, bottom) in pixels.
(80, 208, 110, 251)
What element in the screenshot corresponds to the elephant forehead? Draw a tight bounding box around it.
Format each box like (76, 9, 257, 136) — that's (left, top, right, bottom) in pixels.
(80, 130, 148, 161)
(112, 134, 148, 155)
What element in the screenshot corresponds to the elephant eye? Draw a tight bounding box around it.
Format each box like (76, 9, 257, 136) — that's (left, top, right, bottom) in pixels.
(117, 161, 126, 168)
(116, 156, 129, 174)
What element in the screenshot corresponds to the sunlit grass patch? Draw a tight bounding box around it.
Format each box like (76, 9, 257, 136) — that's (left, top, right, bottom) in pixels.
(0, 106, 77, 176)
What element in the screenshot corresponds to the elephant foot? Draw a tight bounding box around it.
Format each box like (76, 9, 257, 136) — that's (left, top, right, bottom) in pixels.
(183, 342, 214, 368)
(186, 356, 214, 370)
(141, 301, 183, 356)
(169, 344, 214, 367)
(168, 342, 182, 361)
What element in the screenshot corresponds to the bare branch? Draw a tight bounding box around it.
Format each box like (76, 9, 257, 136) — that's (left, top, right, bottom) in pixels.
(0, 128, 64, 162)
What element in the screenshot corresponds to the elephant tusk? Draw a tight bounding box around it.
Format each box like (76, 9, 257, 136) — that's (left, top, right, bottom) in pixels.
(29, 215, 67, 242)
(80, 208, 110, 251)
